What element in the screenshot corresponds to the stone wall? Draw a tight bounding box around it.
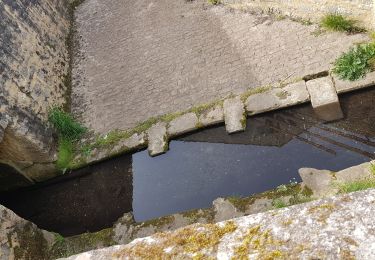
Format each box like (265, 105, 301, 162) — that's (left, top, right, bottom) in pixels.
(223, 0, 375, 28)
(0, 0, 72, 182)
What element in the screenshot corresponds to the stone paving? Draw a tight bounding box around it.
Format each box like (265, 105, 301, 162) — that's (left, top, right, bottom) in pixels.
(72, 0, 368, 134)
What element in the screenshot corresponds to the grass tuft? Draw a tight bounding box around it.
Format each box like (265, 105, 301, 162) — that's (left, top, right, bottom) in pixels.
(48, 107, 87, 141)
(321, 14, 365, 33)
(208, 0, 220, 5)
(337, 178, 375, 193)
(332, 43, 375, 81)
(48, 107, 87, 170)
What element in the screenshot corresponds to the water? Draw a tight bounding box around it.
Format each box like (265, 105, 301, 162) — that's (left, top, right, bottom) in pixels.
(0, 88, 374, 236)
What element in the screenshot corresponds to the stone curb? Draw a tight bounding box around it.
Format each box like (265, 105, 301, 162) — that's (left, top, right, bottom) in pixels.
(72, 72, 375, 169)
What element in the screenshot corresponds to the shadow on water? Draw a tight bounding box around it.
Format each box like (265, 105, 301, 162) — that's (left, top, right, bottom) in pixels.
(0, 88, 374, 236)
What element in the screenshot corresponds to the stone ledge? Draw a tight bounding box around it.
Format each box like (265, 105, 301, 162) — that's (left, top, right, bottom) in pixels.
(223, 97, 246, 133)
(167, 113, 199, 137)
(245, 80, 309, 115)
(61, 188, 375, 259)
(333, 71, 375, 94)
(147, 122, 168, 157)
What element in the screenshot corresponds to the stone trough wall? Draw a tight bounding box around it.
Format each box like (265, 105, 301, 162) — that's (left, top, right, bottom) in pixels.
(223, 0, 375, 28)
(0, 0, 72, 182)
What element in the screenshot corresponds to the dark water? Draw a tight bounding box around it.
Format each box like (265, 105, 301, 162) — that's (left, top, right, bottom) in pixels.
(0, 88, 374, 236)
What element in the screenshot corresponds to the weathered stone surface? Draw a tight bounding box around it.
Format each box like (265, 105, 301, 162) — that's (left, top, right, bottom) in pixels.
(333, 72, 375, 94)
(199, 105, 224, 127)
(299, 161, 374, 197)
(147, 123, 168, 156)
(111, 133, 146, 156)
(223, 97, 246, 133)
(62, 189, 375, 259)
(0, 204, 55, 260)
(245, 81, 309, 114)
(213, 198, 242, 222)
(306, 77, 344, 121)
(167, 113, 198, 137)
(0, 0, 71, 181)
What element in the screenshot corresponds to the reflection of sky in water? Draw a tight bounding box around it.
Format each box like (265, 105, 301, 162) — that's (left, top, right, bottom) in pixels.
(133, 125, 374, 221)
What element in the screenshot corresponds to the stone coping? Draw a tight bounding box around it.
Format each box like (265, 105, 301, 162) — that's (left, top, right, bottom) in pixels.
(61, 188, 375, 259)
(71, 72, 375, 169)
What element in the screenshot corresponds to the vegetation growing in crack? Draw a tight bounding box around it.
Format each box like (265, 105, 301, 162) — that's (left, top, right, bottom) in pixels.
(333, 43, 375, 81)
(208, 0, 221, 5)
(48, 107, 87, 169)
(320, 14, 365, 34)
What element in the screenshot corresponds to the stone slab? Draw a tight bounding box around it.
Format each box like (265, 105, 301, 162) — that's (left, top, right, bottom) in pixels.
(245, 81, 310, 115)
(111, 132, 146, 155)
(167, 113, 198, 137)
(223, 97, 246, 134)
(199, 105, 224, 127)
(147, 122, 168, 157)
(333, 71, 375, 94)
(62, 189, 375, 260)
(306, 77, 344, 121)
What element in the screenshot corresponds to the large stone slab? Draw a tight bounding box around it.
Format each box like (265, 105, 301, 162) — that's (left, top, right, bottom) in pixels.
(245, 81, 310, 115)
(306, 77, 344, 121)
(147, 122, 168, 156)
(299, 161, 374, 197)
(1, 204, 55, 260)
(333, 71, 375, 94)
(167, 113, 198, 137)
(223, 97, 246, 134)
(199, 105, 224, 127)
(62, 189, 375, 259)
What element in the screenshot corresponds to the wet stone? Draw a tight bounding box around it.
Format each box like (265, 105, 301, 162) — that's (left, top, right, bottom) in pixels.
(245, 80, 310, 115)
(167, 113, 198, 137)
(199, 105, 224, 127)
(223, 97, 246, 134)
(147, 122, 168, 156)
(306, 77, 344, 122)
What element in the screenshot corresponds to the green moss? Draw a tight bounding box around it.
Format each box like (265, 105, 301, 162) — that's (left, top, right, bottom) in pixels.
(49, 228, 114, 259)
(370, 163, 375, 176)
(208, 0, 220, 5)
(240, 85, 272, 102)
(141, 215, 175, 228)
(181, 209, 215, 224)
(271, 199, 288, 209)
(227, 196, 254, 212)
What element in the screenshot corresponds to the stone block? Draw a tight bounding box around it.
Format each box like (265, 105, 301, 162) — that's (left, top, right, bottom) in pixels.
(198, 105, 224, 127)
(245, 81, 310, 115)
(167, 113, 198, 137)
(333, 71, 375, 94)
(111, 132, 146, 155)
(223, 97, 246, 134)
(147, 122, 168, 156)
(306, 77, 343, 121)
(299, 168, 336, 197)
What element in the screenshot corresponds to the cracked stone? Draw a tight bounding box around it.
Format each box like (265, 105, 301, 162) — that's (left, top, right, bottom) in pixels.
(199, 105, 224, 127)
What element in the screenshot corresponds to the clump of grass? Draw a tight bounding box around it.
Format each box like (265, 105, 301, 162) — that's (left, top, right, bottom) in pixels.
(48, 107, 87, 141)
(321, 14, 364, 33)
(333, 43, 375, 81)
(208, 0, 220, 5)
(48, 107, 87, 170)
(272, 199, 287, 209)
(337, 178, 375, 193)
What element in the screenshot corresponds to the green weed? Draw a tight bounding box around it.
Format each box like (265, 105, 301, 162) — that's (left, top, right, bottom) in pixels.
(321, 14, 365, 33)
(56, 140, 74, 170)
(337, 178, 375, 193)
(208, 0, 220, 5)
(332, 43, 375, 81)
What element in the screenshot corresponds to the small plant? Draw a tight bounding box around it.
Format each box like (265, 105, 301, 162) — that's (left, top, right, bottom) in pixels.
(208, 0, 220, 5)
(48, 107, 87, 141)
(321, 14, 364, 33)
(272, 199, 287, 209)
(48, 107, 87, 170)
(333, 43, 375, 81)
(337, 178, 375, 193)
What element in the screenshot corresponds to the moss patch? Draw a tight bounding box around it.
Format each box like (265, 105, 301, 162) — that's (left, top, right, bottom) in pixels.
(113, 221, 237, 259)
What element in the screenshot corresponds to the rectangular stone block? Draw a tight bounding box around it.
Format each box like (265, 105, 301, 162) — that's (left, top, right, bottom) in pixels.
(223, 97, 246, 134)
(198, 105, 224, 127)
(167, 113, 198, 137)
(333, 71, 375, 94)
(245, 81, 310, 115)
(306, 77, 343, 122)
(147, 122, 168, 157)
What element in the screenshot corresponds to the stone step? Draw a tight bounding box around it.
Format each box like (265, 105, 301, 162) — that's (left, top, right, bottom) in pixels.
(306, 76, 343, 122)
(147, 122, 168, 156)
